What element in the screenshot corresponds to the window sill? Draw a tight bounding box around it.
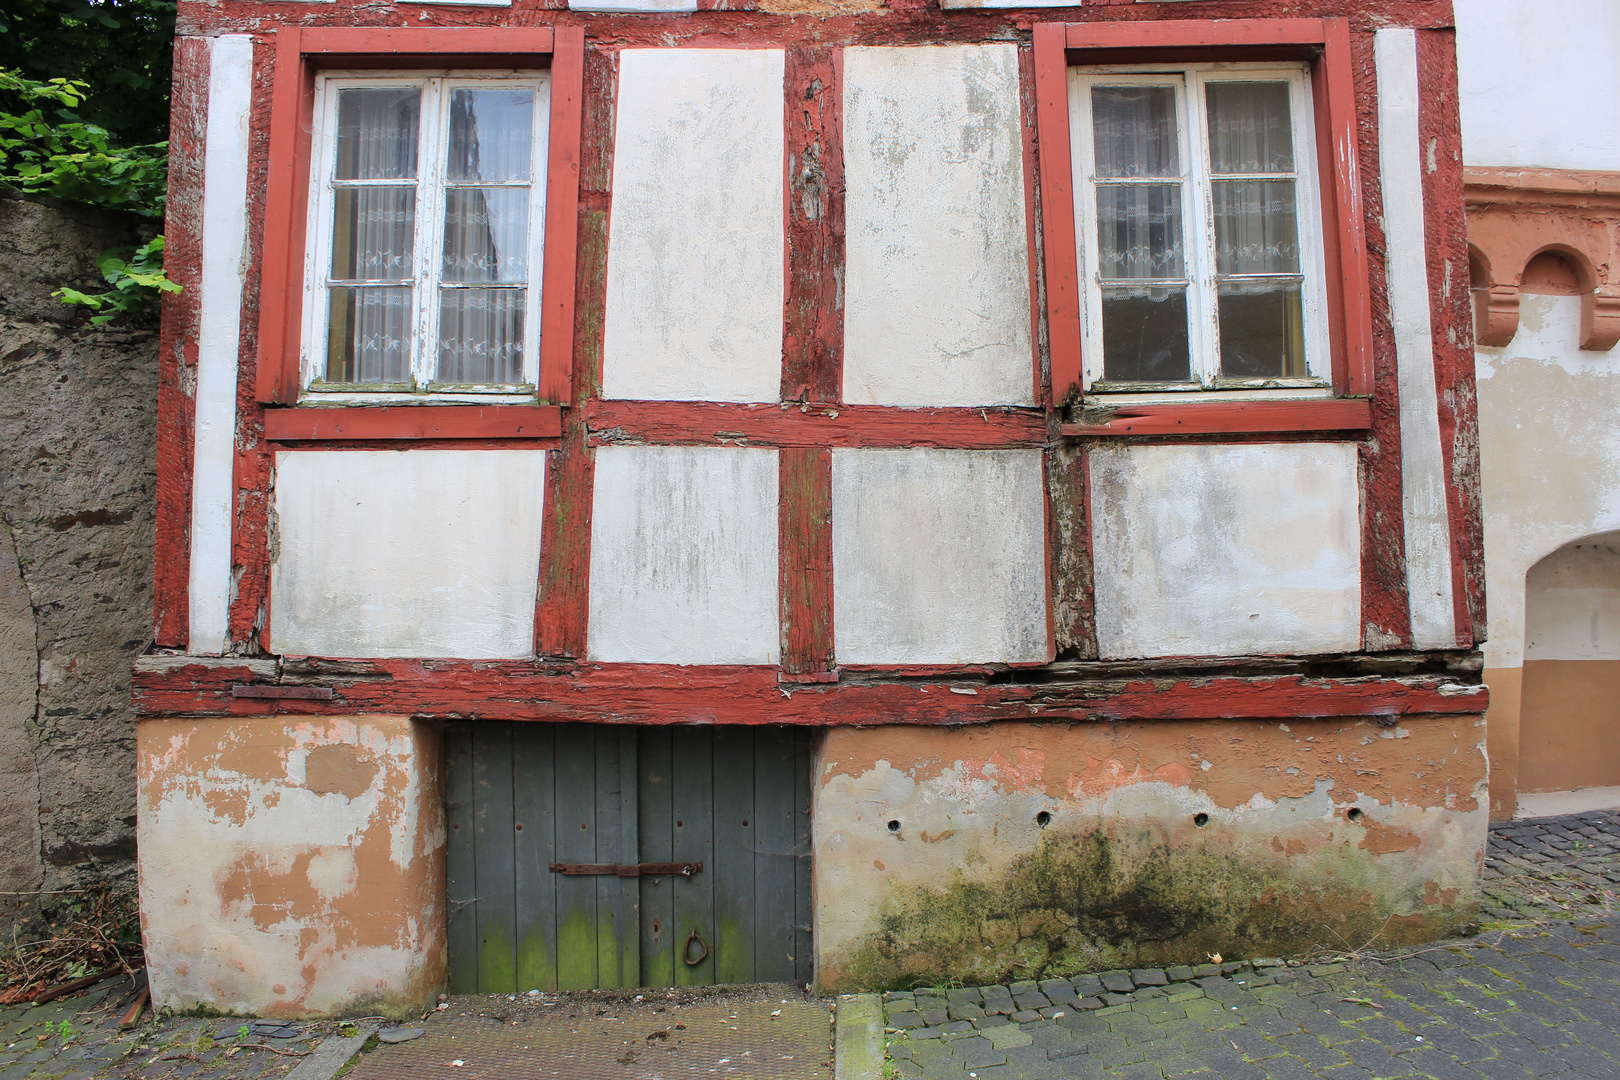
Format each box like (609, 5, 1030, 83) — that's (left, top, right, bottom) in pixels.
(264, 404, 563, 442)
(1062, 397, 1370, 437)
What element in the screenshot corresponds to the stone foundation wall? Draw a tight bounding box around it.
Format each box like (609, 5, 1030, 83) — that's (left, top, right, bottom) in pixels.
(0, 192, 158, 933)
(813, 716, 1489, 991)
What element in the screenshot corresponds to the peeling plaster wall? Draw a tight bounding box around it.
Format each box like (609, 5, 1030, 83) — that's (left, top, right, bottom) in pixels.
(1089, 443, 1362, 659)
(137, 715, 446, 1018)
(831, 449, 1047, 665)
(841, 44, 1033, 407)
(270, 450, 547, 660)
(601, 49, 785, 403)
(0, 193, 157, 931)
(1475, 293, 1620, 815)
(587, 445, 780, 665)
(813, 717, 1488, 991)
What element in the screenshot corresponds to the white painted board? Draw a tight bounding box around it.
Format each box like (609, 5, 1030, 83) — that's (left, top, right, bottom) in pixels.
(601, 49, 784, 403)
(832, 449, 1048, 664)
(189, 35, 253, 654)
(587, 446, 780, 665)
(1090, 443, 1362, 659)
(1376, 28, 1459, 650)
(270, 450, 546, 659)
(842, 45, 1035, 407)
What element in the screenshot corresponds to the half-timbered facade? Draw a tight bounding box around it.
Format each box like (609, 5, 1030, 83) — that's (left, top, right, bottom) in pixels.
(135, 0, 1490, 1016)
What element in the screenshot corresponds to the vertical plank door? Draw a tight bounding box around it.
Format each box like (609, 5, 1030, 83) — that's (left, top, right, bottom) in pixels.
(446, 723, 813, 991)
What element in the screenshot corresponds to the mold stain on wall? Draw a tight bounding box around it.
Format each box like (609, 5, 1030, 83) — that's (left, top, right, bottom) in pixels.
(815, 718, 1488, 990)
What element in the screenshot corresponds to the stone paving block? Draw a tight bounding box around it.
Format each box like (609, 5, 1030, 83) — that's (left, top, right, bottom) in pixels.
(1130, 969, 1169, 988)
(971, 1016, 1010, 1031)
(1069, 975, 1104, 996)
(948, 1003, 985, 1022)
(921, 1009, 950, 1026)
(1100, 972, 1134, 995)
(1011, 993, 1049, 1012)
(891, 1010, 925, 1029)
(949, 1037, 1004, 1069)
(982, 1025, 1033, 1051)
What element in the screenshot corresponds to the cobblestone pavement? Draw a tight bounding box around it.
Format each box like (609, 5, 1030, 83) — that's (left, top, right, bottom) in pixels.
(884, 811, 1620, 1080)
(6, 811, 1620, 1080)
(0, 975, 349, 1080)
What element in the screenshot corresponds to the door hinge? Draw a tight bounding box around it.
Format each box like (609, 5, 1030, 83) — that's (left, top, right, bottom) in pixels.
(549, 862, 702, 878)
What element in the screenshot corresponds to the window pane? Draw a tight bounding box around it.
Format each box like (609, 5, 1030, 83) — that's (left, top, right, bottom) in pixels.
(1206, 81, 1294, 174)
(1101, 285, 1191, 382)
(1096, 184, 1185, 280)
(441, 187, 529, 284)
(1212, 180, 1300, 275)
(1091, 86, 1179, 178)
(447, 89, 535, 183)
(326, 286, 412, 384)
(437, 288, 525, 384)
(1218, 280, 1306, 379)
(335, 88, 421, 181)
(330, 187, 416, 281)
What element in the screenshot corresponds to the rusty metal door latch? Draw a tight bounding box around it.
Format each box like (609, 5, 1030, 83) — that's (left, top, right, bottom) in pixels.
(548, 862, 702, 878)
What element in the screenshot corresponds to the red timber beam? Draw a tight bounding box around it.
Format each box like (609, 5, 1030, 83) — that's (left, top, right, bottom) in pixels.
(134, 659, 1488, 724)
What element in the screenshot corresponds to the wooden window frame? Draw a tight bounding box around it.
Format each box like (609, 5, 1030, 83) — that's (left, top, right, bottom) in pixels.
(256, 26, 584, 430)
(1035, 18, 1374, 435)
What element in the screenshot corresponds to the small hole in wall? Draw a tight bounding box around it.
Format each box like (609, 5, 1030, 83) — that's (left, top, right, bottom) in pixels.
(887, 820, 901, 833)
(1036, 811, 1052, 828)
(515, 823, 523, 832)
(1193, 813, 1209, 828)
(1348, 807, 1364, 822)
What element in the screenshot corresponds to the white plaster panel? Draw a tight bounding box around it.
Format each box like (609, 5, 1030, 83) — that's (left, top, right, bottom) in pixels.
(601, 50, 783, 403)
(1376, 28, 1459, 651)
(841, 46, 1034, 407)
(587, 446, 780, 665)
(189, 35, 253, 654)
(831, 449, 1047, 665)
(270, 450, 546, 659)
(1089, 443, 1362, 659)
(1524, 538, 1620, 662)
(1477, 294, 1620, 669)
(1456, 0, 1620, 171)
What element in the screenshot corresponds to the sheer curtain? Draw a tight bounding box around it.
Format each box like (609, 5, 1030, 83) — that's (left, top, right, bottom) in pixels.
(1205, 82, 1306, 379)
(437, 88, 534, 385)
(1092, 85, 1191, 383)
(326, 87, 420, 384)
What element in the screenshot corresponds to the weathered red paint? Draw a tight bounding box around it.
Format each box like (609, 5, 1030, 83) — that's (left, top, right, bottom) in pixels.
(540, 27, 585, 405)
(782, 45, 844, 404)
(254, 26, 583, 407)
(1062, 399, 1372, 437)
(585, 400, 1049, 448)
(1415, 28, 1487, 648)
(1353, 26, 1416, 649)
(1033, 22, 1080, 407)
(780, 448, 834, 676)
(152, 36, 209, 648)
(263, 405, 563, 441)
(152, 0, 1478, 708)
(1035, 17, 1375, 401)
(134, 659, 1486, 725)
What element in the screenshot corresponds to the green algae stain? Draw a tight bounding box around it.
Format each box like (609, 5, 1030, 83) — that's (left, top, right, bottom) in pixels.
(842, 827, 1469, 991)
(556, 908, 599, 991)
(516, 927, 557, 993)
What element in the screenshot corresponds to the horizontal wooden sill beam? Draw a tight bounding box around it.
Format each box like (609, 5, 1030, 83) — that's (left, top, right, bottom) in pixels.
(263, 404, 563, 442)
(1063, 398, 1371, 437)
(133, 657, 1487, 725)
(586, 400, 1051, 449)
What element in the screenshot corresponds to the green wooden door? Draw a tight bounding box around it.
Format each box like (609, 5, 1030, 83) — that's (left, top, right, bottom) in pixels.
(446, 723, 814, 992)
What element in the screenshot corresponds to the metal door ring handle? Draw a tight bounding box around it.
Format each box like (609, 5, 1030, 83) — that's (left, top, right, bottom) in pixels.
(683, 930, 709, 967)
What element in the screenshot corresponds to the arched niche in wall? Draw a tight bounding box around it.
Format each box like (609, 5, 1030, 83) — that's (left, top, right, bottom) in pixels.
(1518, 532, 1620, 795)
(1464, 168, 1620, 352)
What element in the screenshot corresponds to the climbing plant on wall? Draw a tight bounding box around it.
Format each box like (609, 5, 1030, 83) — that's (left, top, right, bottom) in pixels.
(0, 69, 176, 321)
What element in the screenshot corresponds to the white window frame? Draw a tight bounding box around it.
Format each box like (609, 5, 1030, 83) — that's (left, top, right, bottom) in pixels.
(301, 70, 551, 403)
(1067, 62, 1332, 400)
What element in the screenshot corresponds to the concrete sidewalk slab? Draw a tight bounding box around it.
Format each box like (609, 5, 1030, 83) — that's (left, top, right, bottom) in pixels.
(342, 986, 831, 1080)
